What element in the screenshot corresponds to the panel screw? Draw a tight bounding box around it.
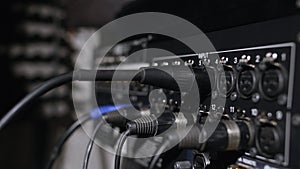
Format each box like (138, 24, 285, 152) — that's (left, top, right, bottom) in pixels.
(230, 92, 238, 101)
(252, 93, 260, 103)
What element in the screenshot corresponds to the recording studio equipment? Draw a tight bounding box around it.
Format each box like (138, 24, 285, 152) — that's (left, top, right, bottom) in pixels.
(2, 3, 300, 169)
(95, 14, 300, 169)
(141, 15, 300, 169)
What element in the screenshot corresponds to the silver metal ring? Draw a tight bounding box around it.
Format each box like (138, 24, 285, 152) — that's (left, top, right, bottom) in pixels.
(223, 120, 240, 151)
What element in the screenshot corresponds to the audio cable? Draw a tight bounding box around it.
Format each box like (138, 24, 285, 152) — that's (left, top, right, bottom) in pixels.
(0, 66, 210, 131)
(0, 66, 210, 169)
(82, 105, 139, 169)
(95, 111, 253, 169)
(178, 119, 255, 152)
(146, 118, 255, 169)
(114, 129, 131, 169)
(114, 111, 192, 169)
(82, 121, 103, 169)
(44, 105, 131, 169)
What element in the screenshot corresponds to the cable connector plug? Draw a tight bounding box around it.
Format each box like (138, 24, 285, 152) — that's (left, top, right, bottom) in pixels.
(127, 112, 192, 137)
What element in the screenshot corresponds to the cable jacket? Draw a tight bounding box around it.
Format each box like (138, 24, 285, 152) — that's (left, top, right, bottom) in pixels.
(82, 121, 103, 169)
(114, 129, 131, 169)
(0, 72, 73, 130)
(0, 67, 210, 131)
(0, 70, 138, 131)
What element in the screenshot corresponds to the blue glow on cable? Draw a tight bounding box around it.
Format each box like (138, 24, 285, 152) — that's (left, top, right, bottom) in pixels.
(89, 104, 131, 119)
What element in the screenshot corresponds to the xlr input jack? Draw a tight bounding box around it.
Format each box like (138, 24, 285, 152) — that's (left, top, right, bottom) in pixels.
(256, 122, 283, 158)
(258, 61, 287, 100)
(236, 63, 258, 99)
(217, 65, 236, 97)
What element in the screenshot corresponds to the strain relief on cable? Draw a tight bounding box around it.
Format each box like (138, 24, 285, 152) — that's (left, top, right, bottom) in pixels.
(127, 114, 158, 137)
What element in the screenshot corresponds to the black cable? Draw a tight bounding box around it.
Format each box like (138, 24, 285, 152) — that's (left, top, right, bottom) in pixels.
(0, 72, 73, 130)
(82, 121, 104, 169)
(148, 140, 170, 169)
(82, 121, 103, 169)
(0, 69, 140, 131)
(44, 114, 91, 169)
(46, 107, 131, 169)
(0, 67, 205, 131)
(114, 129, 131, 169)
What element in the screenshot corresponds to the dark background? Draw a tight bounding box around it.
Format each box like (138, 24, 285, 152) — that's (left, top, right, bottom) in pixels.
(0, 0, 299, 168)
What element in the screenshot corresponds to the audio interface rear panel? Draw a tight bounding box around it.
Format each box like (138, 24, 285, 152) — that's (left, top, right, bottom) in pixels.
(95, 15, 300, 169)
(152, 43, 295, 169)
(150, 15, 300, 169)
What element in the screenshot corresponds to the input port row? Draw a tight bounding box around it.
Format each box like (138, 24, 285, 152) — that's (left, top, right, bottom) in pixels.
(216, 62, 287, 101)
